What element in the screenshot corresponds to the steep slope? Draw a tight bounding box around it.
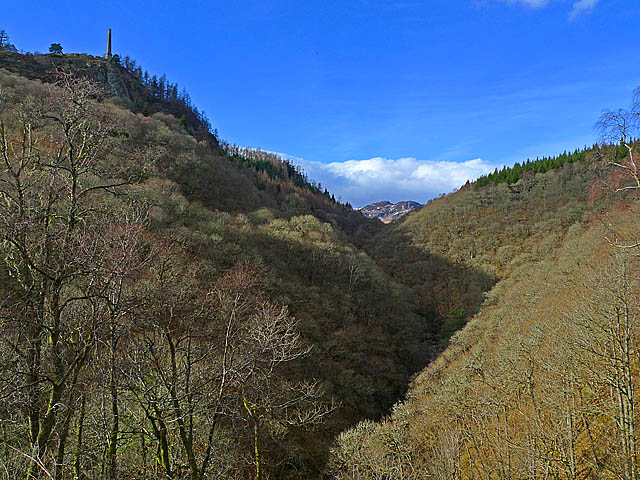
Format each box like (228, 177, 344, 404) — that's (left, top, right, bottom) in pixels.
(4, 46, 636, 480)
(330, 145, 640, 478)
(0, 61, 436, 479)
(331, 219, 606, 477)
(0, 50, 216, 145)
(360, 158, 598, 346)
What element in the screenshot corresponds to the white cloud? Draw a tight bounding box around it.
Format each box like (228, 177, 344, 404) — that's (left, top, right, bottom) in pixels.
(569, 0, 599, 19)
(497, 0, 599, 17)
(282, 155, 500, 207)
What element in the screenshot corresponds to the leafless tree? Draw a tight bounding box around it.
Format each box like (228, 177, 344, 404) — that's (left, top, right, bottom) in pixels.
(0, 72, 140, 479)
(571, 253, 640, 480)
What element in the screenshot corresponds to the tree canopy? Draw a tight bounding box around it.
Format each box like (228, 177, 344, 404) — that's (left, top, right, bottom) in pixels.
(48, 42, 63, 54)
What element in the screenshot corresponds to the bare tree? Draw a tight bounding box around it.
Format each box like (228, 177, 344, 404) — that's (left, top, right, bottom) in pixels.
(122, 259, 331, 480)
(0, 73, 139, 479)
(571, 253, 640, 480)
(597, 87, 640, 192)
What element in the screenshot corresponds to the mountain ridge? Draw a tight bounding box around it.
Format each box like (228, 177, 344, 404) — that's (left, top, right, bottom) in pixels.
(359, 200, 422, 223)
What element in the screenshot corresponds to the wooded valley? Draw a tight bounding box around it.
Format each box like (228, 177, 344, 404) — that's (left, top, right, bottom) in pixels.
(1, 44, 640, 480)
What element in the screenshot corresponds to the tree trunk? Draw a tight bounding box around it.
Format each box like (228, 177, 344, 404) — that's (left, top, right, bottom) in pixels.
(74, 394, 86, 480)
(108, 327, 119, 480)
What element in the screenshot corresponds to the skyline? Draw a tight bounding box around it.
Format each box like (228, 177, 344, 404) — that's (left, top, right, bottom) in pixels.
(2, 0, 640, 206)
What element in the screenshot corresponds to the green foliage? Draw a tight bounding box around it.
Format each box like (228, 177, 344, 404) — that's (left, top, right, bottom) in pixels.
(357, 154, 601, 391)
(329, 127, 640, 479)
(222, 145, 333, 200)
(0, 47, 218, 149)
(48, 42, 63, 54)
(3, 44, 623, 480)
(0, 29, 17, 52)
(475, 146, 593, 188)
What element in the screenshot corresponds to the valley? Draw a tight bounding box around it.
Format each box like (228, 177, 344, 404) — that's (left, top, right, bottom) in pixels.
(2, 33, 640, 480)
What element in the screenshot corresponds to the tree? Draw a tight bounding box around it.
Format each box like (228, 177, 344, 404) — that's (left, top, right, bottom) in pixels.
(570, 253, 640, 480)
(122, 259, 330, 480)
(0, 29, 17, 51)
(596, 87, 640, 253)
(150, 75, 159, 98)
(48, 43, 63, 54)
(0, 72, 139, 479)
(597, 87, 640, 192)
(159, 74, 168, 101)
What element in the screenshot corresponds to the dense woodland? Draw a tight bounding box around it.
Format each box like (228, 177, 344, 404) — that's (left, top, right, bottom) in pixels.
(0, 48, 427, 479)
(473, 143, 635, 188)
(3, 31, 640, 480)
(331, 94, 640, 477)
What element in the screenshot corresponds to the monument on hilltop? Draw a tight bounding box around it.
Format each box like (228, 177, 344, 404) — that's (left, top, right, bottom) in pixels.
(104, 28, 112, 60)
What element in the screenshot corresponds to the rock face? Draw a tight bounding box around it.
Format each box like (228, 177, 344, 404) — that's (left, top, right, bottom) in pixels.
(359, 200, 422, 223)
(0, 51, 145, 106)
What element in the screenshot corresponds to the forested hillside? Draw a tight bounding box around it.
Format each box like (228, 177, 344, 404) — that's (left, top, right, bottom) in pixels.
(0, 56, 433, 480)
(3, 40, 640, 480)
(331, 93, 640, 478)
(360, 151, 605, 346)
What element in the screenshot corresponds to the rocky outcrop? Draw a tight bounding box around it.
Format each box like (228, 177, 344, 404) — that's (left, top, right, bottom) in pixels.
(0, 52, 145, 105)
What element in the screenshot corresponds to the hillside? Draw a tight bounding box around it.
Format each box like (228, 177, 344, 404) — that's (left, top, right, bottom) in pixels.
(0, 57, 435, 479)
(0, 50, 217, 145)
(356, 153, 602, 349)
(331, 124, 640, 476)
(3, 45, 640, 480)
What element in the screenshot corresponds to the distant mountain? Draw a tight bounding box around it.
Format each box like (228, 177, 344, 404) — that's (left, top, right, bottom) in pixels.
(359, 200, 422, 223)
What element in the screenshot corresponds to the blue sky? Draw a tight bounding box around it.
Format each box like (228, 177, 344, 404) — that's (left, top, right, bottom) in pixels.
(3, 0, 640, 206)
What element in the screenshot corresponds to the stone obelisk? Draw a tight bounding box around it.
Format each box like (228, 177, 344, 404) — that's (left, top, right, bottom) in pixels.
(104, 29, 112, 59)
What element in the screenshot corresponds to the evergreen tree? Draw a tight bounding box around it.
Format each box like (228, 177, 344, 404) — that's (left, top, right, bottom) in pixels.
(159, 74, 168, 100)
(0, 29, 8, 48)
(48, 42, 63, 54)
(150, 75, 159, 98)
